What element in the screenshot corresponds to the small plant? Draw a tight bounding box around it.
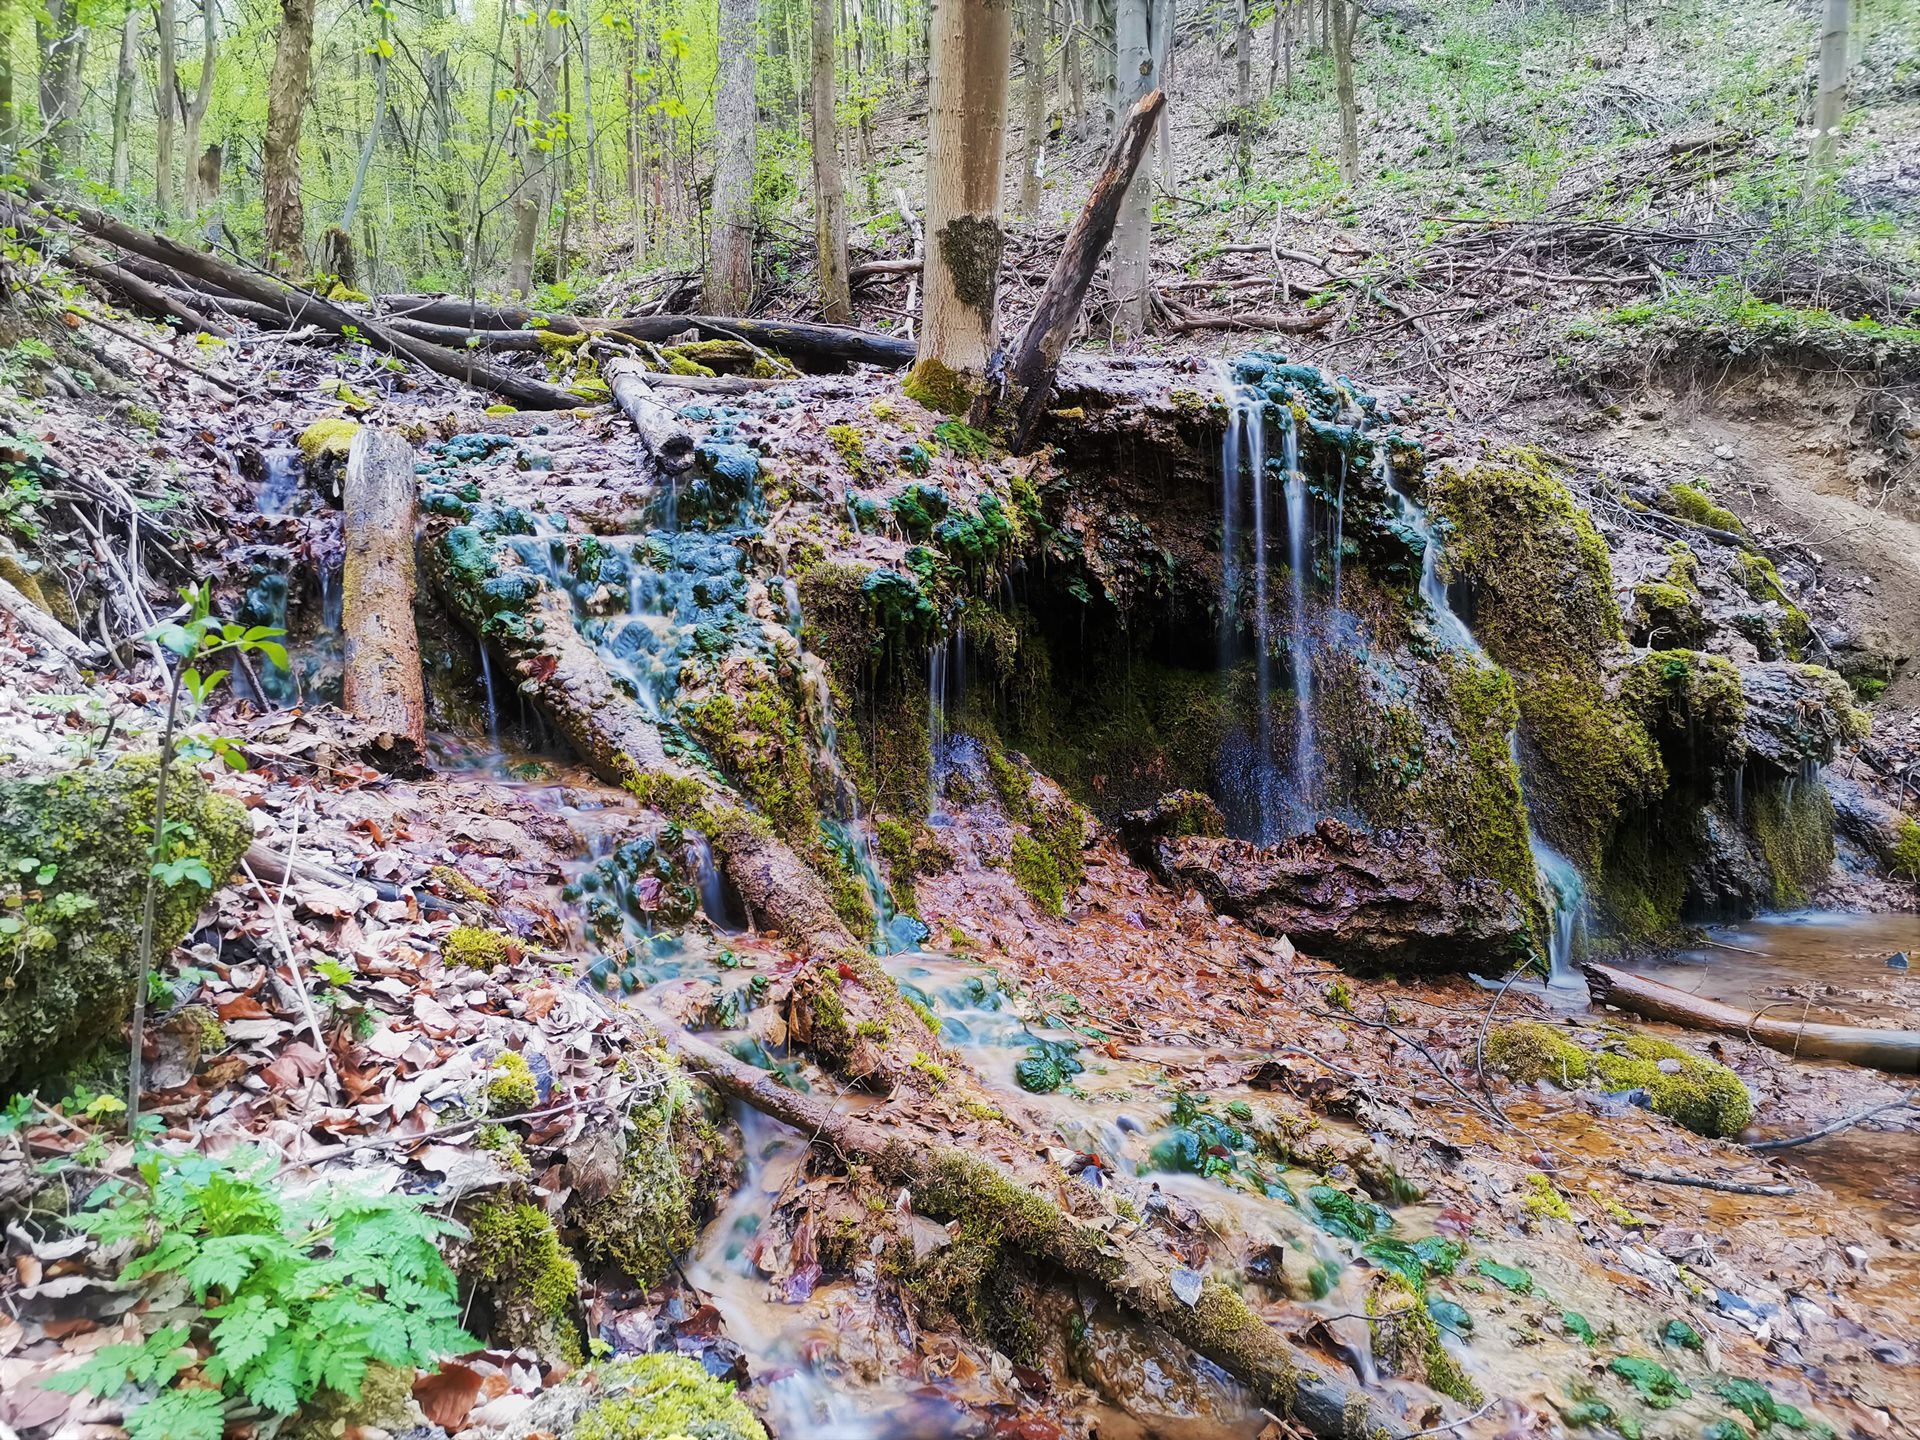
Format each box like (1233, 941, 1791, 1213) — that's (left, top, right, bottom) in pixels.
(46, 1149, 472, 1440)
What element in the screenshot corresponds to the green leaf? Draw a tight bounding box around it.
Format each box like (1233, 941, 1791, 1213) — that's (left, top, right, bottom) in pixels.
(1663, 1318, 1705, 1351)
(1611, 1356, 1692, 1408)
(1474, 1257, 1533, 1293)
(1562, 1310, 1597, 1344)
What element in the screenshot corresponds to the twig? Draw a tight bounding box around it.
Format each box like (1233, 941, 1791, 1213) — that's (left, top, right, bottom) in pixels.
(1310, 1006, 1516, 1130)
(1744, 1089, 1918, 1152)
(241, 814, 342, 1102)
(1620, 1164, 1798, 1196)
(1404, 1397, 1502, 1437)
(63, 304, 242, 394)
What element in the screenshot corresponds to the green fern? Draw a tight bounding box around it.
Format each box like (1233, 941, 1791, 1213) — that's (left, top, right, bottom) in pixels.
(46, 1150, 473, 1435)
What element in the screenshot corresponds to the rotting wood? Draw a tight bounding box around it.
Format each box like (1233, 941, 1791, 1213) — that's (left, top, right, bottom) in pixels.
(604, 358, 698, 474)
(655, 1017, 1413, 1440)
(0, 574, 101, 678)
(1584, 962, 1920, 1074)
(340, 428, 428, 773)
(998, 88, 1167, 450)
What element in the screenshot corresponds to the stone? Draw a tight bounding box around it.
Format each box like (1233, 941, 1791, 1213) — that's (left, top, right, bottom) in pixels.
(1127, 818, 1531, 973)
(1738, 662, 1869, 772)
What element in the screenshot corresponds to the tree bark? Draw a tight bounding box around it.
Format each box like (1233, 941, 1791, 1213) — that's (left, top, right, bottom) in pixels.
(180, 0, 217, 220)
(604, 358, 699, 474)
(263, 0, 318, 272)
(1106, 0, 1163, 343)
(341, 20, 391, 233)
(1808, 0, 1849, 182)
(34, 0, 83, 178)
(997, 88, 1164, 450)
(1062, 0, 1084, 121)
(0, 3, 16, 160)
(509, 7, 564, 298)
(659, 1019, 1413, 1440)
(810, 0, 852, 323)
(1331, 0, 1358, 186)
(706, 0, 759, 312)
(1017, 0, 1047, 216)
(908, 0, 1013, 413)
(341, 429, 428, 773)
(1582, 964, 1920, 1074)
(110, 7, 140, 195)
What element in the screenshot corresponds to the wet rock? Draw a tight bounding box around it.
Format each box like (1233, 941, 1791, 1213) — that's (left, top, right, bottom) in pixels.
(1116, 789, 1227, 843)
(1825, 771, 1915, 868)
(1130, 818, 1530, 972)
(1739, 662, 1869, 772)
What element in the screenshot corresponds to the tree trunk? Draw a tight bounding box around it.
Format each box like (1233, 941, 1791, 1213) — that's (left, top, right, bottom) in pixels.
(1106, 0, 1163, 344)
(341, 17, 391, 233)
(34, 0, 82, 178)
(997, 88, 1164, 450)
(0, 3, 15, 161)
(1331, 0, 1358, 186)
(156, 0, 178, 216)
(509, 8, 563, 298)
(1090, 0, 1117, 133)
(706, 0, 758, 311)
(1583, 963, 1920, 1074)
(1808, 0, 1849, 182)
(263, 0, 318, 273)
(573, 11, 602, 209)
(907, 0, 1013, 414)
(659, 1018, 1414, 1440)
(810, 0, 852, 322)
(1016, 0, 1046, 215)
(604, 359, 699, 474)
(1235, 0, 1251, 181)
(109, 8, 139, 195)
(1062, 0, 1084, 121)
(180, 0, 217, 221)
(341, 429, 428, 773)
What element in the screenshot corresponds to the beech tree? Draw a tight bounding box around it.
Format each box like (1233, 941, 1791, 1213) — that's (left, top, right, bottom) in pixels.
(906, 0, 1013, 413)
(1331, 0, 1358, 186)
(1016, 0, 1045, 215)
(262, 0, 318, 271)
(156, 0, 177, 215)
(706, 0, 758, 311)
(34, 0, 82, 178)
(1106, 0, 1167, 342)
(508, 5, 563, 297)
(811, 0, 851, 321)
(1808, 0, 1849, 182)
(180, 0, 217, 221)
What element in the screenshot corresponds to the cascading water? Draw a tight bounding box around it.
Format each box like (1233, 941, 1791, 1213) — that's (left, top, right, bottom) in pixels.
(1279, 412, 1318, 821)
(256, 447, 303, 516)
(1381, 454, 1585, 987)
(927, 615, 965, 819)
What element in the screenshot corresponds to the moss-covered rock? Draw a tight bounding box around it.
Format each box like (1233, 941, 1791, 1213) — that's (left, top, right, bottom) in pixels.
(0, 756, 251, 1090)
(1662, 481, 1745, 536)
(1750, 776, 1835, 906)
(443, 925, 513, 969)
(286, 1361, 419, 1440)
(1485, 1022, 1753, 1137)
(463, 1197, 583, 1363)
(573, 1354, 766, 1440)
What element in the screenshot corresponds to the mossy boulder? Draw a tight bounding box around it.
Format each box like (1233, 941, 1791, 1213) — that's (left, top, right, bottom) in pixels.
(0, 756, 251, 1090)
(573, 1354, 766, 1440)
(462, 1196, 583, 1363)
(1485, 1021, 1753, 1137)
(296, 417, 361, 485)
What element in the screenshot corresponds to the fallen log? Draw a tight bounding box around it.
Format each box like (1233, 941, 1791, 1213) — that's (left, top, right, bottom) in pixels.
(375, 296, 590, 336)
(604, 358, 697, 474)
(998, 89, 1167, 450)
(381, 317, 549, 352)
(0, 573, 102, 678)
(657, 1018, 1413, 1440)
(27, 188, 583, 410)
(1583, 962, 1920, 1074)
(340, 428, 428, 773)
(158, 286, 298, 329)
(68, 252, 232, 339)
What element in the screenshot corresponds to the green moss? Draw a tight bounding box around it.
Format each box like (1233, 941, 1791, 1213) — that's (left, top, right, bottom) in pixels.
(1368, 1271, 1482, 1405)
(574, 1354, 766, 1440)
(622, 769, 711, 821)
(286, 1361, 417, 1440)
(1621, 651, 1745, 769)
(1750, 777, 1835, 907)
(0, 755, 252, 1089)
(1664, 482, 1746, 536)
(1486, 1023, 1752, 1137)
(1523, 1174, 1574, 1221)
(825, 423, 867, 469)
(465, 1198, 582, 1362)
(297, 417, 361, 462)
(1890, 819, 1920, 881)
(1733, 553, 1812, 657)
(910, 1051, 949, 1087)
(430, 864, 493, 905)
(485, 1051, 540, 1115)
(903, 357, 974, 416)
(575, 1069, 728, 1290)
(443, 925, 512, 970)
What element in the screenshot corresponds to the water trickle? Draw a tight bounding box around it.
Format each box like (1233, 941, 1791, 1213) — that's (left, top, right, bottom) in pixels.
(1530, 835, 1588, 988)
(1279, 412, 1318, 822)
(256, 447, 302, 516)
(477, 643, 501, 744)
(927, 615, 965, 818)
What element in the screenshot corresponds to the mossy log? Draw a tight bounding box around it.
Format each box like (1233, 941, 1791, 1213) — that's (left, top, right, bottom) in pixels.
(604, 358, 697, 475)
(1584, 963, 1920, 1074)
(340, 428, 428, 772)
(659, 1021, 1412, 1440)
(0, 571, 101, 678)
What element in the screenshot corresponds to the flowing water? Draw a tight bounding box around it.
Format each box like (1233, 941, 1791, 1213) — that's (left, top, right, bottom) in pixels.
(256, 447, 303, 516)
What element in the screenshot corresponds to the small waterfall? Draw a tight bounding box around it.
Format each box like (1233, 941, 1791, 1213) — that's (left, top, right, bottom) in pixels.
(478, 643, 501, 743)
(257, 447, 302, 515)
(1280, 413, 1317, 821)
(927, 616, 964, 817)
(688, 832, 743, 933)
(1382, 452, 1586, 982)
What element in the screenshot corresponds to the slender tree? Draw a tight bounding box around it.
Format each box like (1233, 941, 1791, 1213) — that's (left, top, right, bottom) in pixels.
(1106, 0, 1166, 342)
(906, 0, 1013, 413)
(810, 0, 852, 321)
(706, 0, 758, 311)
(1331, 0, 1358, 186)
(110, 5, 140, 194)
(0, 6, 16, 163)
(1808, 0, 1850, 184)
(157, 0, 177, 215)
(1234, 0, 1251, 182)
(263, 0, 318, 272)
(180, 0, 216, 220)
(35, 0, 84, 177)
(1016, 0, 1045, 215)
(1061, 0, 1083, 123)
(508, 5, 564, 297)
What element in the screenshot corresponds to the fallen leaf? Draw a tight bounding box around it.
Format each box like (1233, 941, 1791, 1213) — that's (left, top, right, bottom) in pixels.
(414, 1362, 484, 1429)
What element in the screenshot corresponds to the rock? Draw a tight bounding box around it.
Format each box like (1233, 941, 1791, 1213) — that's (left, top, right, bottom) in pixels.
(1738, 662, 1869, 772)
(0, 755, 252, 1089)
(1116, 789, 1227, 843)
(1131, 818, 1531, 972)
(1824, 772, 1914, 867)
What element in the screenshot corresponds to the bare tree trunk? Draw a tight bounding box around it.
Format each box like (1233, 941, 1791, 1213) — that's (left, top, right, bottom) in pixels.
(0, 5, 16, 162)
(573, 11, 602, 210)
(263, 0, 317, 272)
(508, 7, 563, 298)
(180, 0, 217, 221)
(34, 0, 82, 178)
(1062, 0, 1084, 121)
(1808, 0, 1849, 184)
(1331, 0, 1358, 186)
(341, 429, 428, 773)
(1090, 0, 1117, 133)
(907, 0, 1013, 414)
(1234, 0, 1251, 181)
(110, 7, 140, 194)
(811, 0, 852, 322)
(1271, 0, 1288, 96)
(1106, 0, 1164, 344)
(1017, 0, 1046, 215)
(706, 0, 758, 312)
(341, 35, 390, 234)
(156, 0, 178, 216)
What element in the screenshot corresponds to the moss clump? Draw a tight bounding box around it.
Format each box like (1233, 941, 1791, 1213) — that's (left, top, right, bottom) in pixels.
(575, 1069, 728, 1290)
(443, 925, 512, 970)
(0, 755, 251, 1089)
(430, 864, 492, 905)
(465, 1198, 582, 1363)
(573, 1354, 766, 1440)
(825, 423, 867, 470)
(990, 753, 1086, 917)
(485, 1051, 540, 1115)
(297, 417, 361, 462)
(1733, 552, 1813, 657)
(286, 1361, 417, 1440)
(1621, 651, 1746, 765)
(1750, 777, 1835, 906)
(1890, 819, 1920, 881)
(1486, 1023, 1752, 1137)
(1664, 481, 1746, 536)
(903, 357, 974, 415)
(1368, 1271, 1482, 1405)
(1523, 1174, 1575, 1221)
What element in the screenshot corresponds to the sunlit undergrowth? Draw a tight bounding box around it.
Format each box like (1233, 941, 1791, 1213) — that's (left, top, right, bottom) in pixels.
(1573, 280, 1920, 356)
